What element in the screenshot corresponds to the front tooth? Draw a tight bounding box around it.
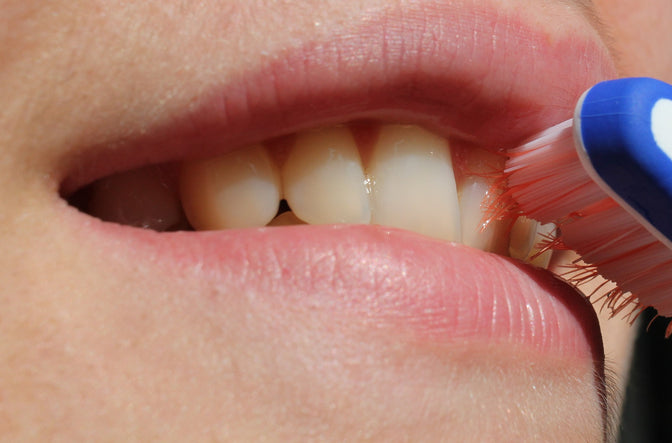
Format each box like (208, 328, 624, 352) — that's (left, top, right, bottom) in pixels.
(179, 144, 281, 230)
(87, 165, 186, 231)
(369, 125, 461, 241)
(282, 126, 371, 225)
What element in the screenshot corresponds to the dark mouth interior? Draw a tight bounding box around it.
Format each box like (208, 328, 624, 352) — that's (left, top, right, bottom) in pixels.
(66, 163, 191, 232)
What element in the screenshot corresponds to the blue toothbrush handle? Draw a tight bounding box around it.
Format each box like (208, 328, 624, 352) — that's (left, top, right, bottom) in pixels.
(575, 77, 672, 244)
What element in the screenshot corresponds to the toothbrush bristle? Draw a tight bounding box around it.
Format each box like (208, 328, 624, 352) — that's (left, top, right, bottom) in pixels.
(504, 119, 672, 333)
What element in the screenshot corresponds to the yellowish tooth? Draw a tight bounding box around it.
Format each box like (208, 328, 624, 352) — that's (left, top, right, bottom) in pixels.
(87, 165, 184, 231)
(509, 216, 538, 261)
(282, 126, 370, 225)
(459, 176, 509, 254)
(526, 222, 556, 268)
(369, 125, 461, 241)
(509, 217, 556, 268)
(267, 211, 306, 226)
(179, 144, 281, 230)
(458, 146, 509, 252)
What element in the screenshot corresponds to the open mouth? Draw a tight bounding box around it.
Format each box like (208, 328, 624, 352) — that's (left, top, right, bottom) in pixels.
(43, 1, 620, 436)
(58, 2, 615, 347)
(57, 1, 614, 351)
(70, 119, 555, 268)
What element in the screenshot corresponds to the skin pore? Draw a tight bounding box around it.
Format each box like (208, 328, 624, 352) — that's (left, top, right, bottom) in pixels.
(1, 0, 671, 441)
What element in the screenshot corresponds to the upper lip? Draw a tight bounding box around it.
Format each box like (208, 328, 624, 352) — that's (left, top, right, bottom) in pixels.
(59, 1, 614, 360)
(58, 1, 616, 194)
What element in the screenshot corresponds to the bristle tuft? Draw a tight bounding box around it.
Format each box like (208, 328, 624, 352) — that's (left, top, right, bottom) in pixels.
(505, 120, 672, 324)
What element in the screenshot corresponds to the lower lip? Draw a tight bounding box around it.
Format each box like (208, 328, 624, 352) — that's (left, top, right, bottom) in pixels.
(77, 215, 604, 362)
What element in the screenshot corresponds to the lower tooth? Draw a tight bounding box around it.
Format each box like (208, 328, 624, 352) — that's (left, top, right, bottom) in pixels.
(87, 165, 185, 231)
(369, 125, 461, 241)
(179, 144, 281, 230)
(282, 126, 371, 225)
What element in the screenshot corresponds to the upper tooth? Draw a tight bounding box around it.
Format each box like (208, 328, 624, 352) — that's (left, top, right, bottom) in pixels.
(179, 144, 281, 230)
(282, 126, 371, 225)
(459, 176, 510, 253)
(368, 125, 461, 241)
(527, 222, 556, 268)
(87, 165, 185, 231)
(458, 147, 509, 254)
(509, 216, 538, 260)
(92, 122, 537, 264)
(509, 216, 556, 268)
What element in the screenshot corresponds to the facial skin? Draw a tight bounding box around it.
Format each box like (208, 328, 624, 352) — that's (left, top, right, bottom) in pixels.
(1, 0, 670, 441)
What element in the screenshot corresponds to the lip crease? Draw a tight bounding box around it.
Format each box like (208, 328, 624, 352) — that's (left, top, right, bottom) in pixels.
(59, 2, 615, 362)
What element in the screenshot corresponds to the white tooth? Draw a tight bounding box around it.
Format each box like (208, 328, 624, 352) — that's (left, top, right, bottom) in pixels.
(369, 125, 461, 241)
(267, 211, 307, 226)
(459, 176, 509, 254)
(179, 144, 281, 230)
(282, 126, 370, 225)
(87, 165, 185, 231)
(509, 217, 556, 268)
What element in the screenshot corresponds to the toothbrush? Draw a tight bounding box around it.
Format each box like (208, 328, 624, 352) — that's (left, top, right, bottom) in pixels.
(504, 77, 672, 321)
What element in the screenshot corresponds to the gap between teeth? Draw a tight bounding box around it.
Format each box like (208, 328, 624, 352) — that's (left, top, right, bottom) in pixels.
(84, 122, 554, 267)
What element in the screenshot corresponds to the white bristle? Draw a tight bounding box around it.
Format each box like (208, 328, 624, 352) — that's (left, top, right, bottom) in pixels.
(505, 120, 672, 319)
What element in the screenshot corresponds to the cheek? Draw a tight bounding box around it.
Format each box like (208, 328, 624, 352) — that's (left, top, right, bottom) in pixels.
(594, 0, 672, 81)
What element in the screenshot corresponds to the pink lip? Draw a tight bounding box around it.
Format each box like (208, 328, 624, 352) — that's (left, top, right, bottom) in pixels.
(59, 2, 615, 193)
(60, 2, 616, 362)
(94, 223, 604, 361)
